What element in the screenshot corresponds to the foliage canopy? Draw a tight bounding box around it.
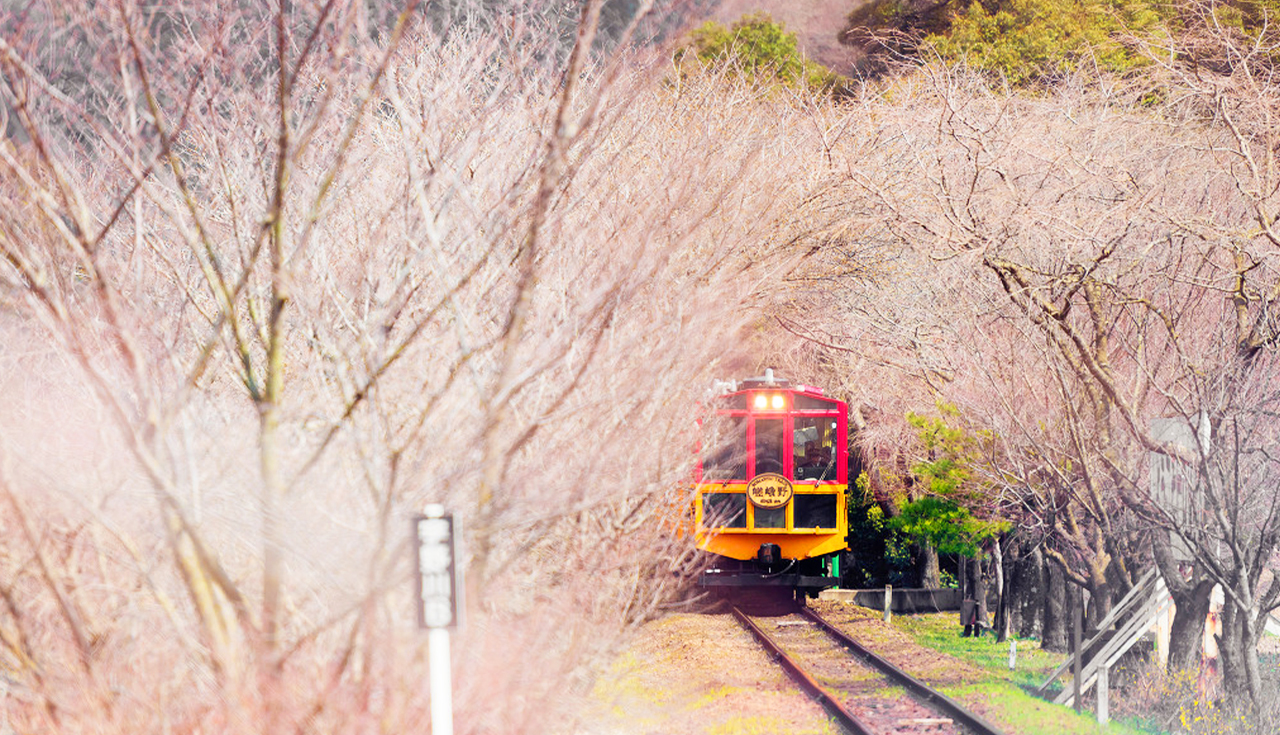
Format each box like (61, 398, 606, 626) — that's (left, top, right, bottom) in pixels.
(890, 407, 1010, 556)
(843, 0, 1175, 85)
(928, 0, 1164, 85)
(678, 13, 848, 95)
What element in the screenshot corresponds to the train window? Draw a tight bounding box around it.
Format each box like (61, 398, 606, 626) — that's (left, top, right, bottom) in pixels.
(703, 493, 746, 528)
(703, 416, 747, 480)
(754, 419, 785, 475)
(793, 417, 836, 482)
(793, 494, 838, 528)
(794, 394, 838, 410)
(753, 505, 786, 529)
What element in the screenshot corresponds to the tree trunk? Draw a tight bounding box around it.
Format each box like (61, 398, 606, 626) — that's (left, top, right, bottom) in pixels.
(994, 537, 1011, 642)
(1003, 557, 1021, 636)
(972, 555, 988, 629)
(1150, 531, 1214, 673)
(1219, 595, 1263, 714)
(1167, 583, 1213, 674)
(1018, 546, 1044, 639)
(1065, 580, 1082, 654)
(917, 542, 941, 588)
(1043, 559, 1068, 653)
(1086, 562, 1112, 631)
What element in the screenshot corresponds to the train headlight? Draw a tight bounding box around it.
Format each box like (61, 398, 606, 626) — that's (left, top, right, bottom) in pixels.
(771, 394, 785, 409)
(753, 394, 768, 409)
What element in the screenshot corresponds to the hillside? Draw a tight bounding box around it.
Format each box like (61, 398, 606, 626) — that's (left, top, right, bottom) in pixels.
(700, 0, 864, 73)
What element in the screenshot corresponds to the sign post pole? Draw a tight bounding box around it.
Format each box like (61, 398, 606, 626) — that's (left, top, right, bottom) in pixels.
(429, 627, 453, 735)
(414, 504, 462, 735)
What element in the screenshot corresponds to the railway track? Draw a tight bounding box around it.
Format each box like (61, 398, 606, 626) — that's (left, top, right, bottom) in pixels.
(732, 605, 1006, 735)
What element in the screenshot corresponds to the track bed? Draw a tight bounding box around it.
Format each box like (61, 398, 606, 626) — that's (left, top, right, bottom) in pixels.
(735, 606, 1004, 735)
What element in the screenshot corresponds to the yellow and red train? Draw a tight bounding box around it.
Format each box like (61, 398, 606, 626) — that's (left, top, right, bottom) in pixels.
(694, 371, 848, 592)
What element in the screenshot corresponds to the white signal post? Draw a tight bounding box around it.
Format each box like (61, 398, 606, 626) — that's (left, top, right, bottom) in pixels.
(415, 505, 462, 735)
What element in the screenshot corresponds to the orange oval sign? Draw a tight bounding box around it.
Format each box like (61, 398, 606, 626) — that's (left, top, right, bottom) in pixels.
(746, 473, 793, 509)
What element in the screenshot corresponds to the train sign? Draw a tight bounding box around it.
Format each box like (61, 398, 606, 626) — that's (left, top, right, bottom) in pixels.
(413, 507, 462, 629)
(746, 473, 793, 509)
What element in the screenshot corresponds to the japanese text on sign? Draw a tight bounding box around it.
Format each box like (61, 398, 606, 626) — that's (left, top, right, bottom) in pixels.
(746, 473, 793, 509)
(414, 512, 461, 629)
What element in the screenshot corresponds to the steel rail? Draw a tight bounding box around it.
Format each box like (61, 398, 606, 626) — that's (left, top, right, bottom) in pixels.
(731, 607, 875, 735)
(800, 607, 1007, 735)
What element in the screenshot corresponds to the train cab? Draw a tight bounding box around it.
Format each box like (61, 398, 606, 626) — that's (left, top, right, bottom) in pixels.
(695, 371, 848, 590)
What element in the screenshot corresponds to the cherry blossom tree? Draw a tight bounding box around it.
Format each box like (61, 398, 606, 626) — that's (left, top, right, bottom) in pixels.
(805, 50, 1280, 710)
(0, 2, 857, 732)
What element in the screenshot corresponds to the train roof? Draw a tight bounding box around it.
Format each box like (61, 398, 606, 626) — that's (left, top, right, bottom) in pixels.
(707, 370, 843, 409)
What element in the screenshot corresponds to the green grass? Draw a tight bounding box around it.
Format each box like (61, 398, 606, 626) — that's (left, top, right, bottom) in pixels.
(946, 681, 1158, 735)
(890, 613, 1164, 735)
(692, 684, 744, 709)
(892, 612, 1065, 689)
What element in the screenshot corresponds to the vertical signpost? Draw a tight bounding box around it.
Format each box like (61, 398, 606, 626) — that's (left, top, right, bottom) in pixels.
(414, 505, 462, 735)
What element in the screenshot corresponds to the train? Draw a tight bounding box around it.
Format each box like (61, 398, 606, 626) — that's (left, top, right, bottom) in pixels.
(694, 370, 848, 593)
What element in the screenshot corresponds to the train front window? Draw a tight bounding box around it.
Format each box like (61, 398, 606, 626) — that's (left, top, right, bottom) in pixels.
(753, 506, 786, 529)
(794, 394, 838, 410)
(793, 417, 837, 482)
(793, 494, 838, 528)
(754, 419, 785, 476)
(703, 416, 746, 480)
(704, 493, 746, 528)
